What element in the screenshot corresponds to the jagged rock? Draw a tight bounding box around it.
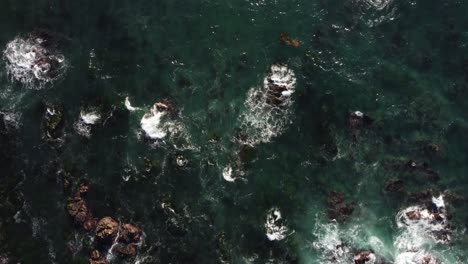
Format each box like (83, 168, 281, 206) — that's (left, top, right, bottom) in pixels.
(327, 191, 354, 222)
(95, 217, 119, 243)
(119, 223, 142, 244)
(89, 250, 108, 264)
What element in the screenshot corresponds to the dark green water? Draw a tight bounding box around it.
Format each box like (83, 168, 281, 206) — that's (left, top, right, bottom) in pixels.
(1, 0, 468, 263)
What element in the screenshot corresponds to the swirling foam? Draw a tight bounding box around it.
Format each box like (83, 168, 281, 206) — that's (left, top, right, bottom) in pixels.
(3, 35, 66, 89)
(265, 208, 289, 241)
(239, 64, 296, 146)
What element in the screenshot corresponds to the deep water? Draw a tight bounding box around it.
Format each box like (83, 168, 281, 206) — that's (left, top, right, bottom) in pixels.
(1, 0, 468, 263)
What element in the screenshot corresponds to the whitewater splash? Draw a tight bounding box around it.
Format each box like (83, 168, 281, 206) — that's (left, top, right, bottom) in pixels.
(74, 108, 102, 138)
(239, 64, 296, 146)
(3, 34, 67, 88)
(394, 196, 449, 264)
(265, 208, 290, 241)
(311, 221, 353, 264)
(125, 97, 141, 112)
(140, 102, 171, 139)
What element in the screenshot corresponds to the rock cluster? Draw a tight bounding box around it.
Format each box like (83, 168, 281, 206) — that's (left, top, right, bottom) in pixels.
(67, 183, 97, 231)
(65, 183, 143, 263)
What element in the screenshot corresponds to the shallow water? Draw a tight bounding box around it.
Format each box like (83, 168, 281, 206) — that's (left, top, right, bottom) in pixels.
(1, 0, 468, 263)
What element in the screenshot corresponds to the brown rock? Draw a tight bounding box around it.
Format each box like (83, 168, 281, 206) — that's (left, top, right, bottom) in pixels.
(67, 197, 89, 224)
(89, 250, 108, 264)
(95, 217, 119, 243)
(84, 217, 97, 231)
(279, 32, 300, 48)
(119, 223, 142, 244)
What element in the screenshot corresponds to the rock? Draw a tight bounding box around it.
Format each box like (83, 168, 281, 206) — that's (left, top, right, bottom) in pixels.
(279, 32, 301, 48)
(353, 251, 375, 264)
(119, 223, 142, 244)
(114, 244, 137, 257)
(95, 217, 119, 243)
(89, 250, 108, 264)
(327, 191, 354, 222)
(84, 218, 98, 232)
(406, 210, 421, 220)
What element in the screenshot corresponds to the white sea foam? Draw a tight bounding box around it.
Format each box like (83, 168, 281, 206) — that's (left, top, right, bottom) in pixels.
(125, 97, 141, 112)
(265, 208, 289, 241)
(74, 109, 102, 138)
(432, 195, 445, 210)
(3, 35, 66, 88)
(394, 200, 448, 264)
(239, 64, 296, 146)
(140, 103, 168, 139)
(80, 110, 101, 125)
(311, 221, 351, 264)
(222, 166, 235, 182)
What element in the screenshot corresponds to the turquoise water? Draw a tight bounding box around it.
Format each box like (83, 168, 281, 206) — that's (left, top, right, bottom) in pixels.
(1, 0, 468, 263)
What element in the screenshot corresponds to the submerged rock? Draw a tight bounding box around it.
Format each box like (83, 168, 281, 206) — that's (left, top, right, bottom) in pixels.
(385, 178, 404, 193)
(348, 111, 373, 140)
(95, 217, 119, 243)
(327, 191, 355, 222)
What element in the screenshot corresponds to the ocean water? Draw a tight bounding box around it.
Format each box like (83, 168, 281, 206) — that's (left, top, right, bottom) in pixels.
(1, 0, 468, 263)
